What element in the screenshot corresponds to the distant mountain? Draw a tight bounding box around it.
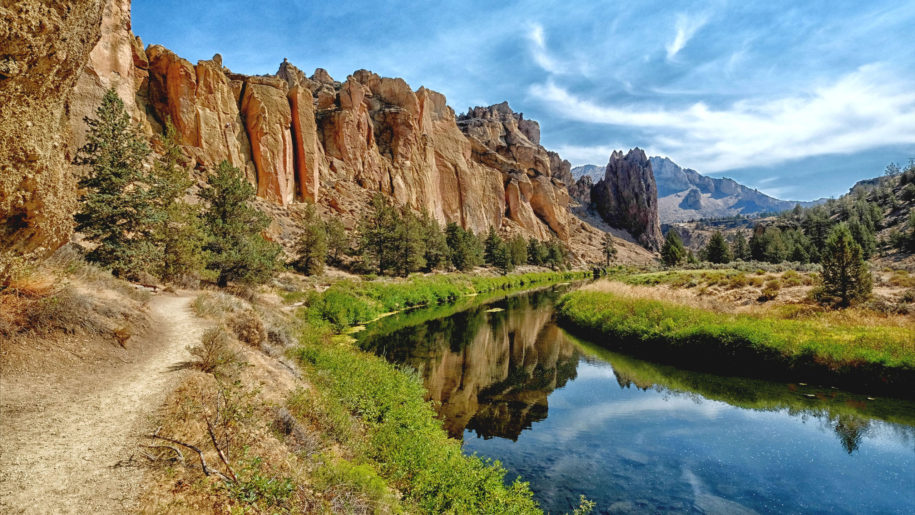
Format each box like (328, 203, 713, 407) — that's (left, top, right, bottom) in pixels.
(571, 157, 824, 223)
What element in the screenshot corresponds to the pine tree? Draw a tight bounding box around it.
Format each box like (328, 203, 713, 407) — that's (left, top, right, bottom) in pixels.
(704, 231, 732, 264)
(601, 233, 617, 266)
(74, 88, 155, 277)
(148, 120, 206, 282)
(420, 212, 449, 272)
(393, 211, 426, 277)
(819, 224, 872, 307)
(325, 218, 348, 266)
(445, 223, 483, 271)
(731, 231, 750, 261)
(492, 240, 514, 275)
(292, 203, 327, 276)
(508, 235, 528, 267)
(199, 161, 281, 286)
(661, 229, 686, 266)
(545, 240, 567, 270)
(483, 226, 502, 266)
(527, 237, 546, 266)
(359, 194, 399, 274)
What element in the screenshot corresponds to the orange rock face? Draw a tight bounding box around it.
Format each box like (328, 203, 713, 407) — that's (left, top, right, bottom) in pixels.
(57, 1, 658, 262)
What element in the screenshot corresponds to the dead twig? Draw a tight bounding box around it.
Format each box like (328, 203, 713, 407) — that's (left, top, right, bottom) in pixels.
(147, 427, 230, 482)
(140, 444, 185, 464)
(205, 414, 238, 482)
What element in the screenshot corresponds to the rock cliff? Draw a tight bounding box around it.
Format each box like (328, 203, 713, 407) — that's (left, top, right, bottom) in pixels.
(590, 149, 663, 250)
(3, 0, 660, 270)
(0, 0, 105, 277)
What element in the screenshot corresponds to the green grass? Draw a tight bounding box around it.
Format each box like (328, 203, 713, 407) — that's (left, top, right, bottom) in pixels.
(305, 271, 590, 330)
(293, 341, 539, 514)
(282, 269, 594, 513)
(557, 289, 915, 395)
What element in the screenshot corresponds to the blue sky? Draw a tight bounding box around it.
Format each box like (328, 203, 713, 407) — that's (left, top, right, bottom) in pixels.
(133, 1, 915, 201)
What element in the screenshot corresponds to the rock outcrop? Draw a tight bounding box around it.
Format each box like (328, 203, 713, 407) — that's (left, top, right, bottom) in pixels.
(680, 188, 702, 210)
(5, 0, 661, 270)
(0, 0, 105, 277)
(569, 175, 592, 206)
(590, 149, 663, 250)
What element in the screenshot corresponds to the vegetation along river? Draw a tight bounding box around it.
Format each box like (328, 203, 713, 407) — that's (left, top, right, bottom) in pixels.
(358, 286, 915, 514)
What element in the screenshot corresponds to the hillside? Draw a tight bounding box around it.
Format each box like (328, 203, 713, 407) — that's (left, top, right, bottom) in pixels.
(572, 157, 824, 223)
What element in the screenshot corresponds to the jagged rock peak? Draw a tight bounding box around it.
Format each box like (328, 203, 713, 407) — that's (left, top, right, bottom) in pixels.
(590, 148, 663, 251)
(457, 101, 540, 145)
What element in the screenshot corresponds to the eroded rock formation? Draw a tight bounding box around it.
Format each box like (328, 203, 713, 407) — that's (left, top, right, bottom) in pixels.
(0, 0, 106, 276)
(590, 149, 663, 250)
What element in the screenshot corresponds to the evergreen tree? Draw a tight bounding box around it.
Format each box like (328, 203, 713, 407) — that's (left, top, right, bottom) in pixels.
(527, 237, 546, 266)
(601, 232, 617, 266)
(492, 241, 514, 275)
(359, 194, 400, 274)
(483, 226, 502, 266)
(545, 240, 567, 270)
(819, 224, 872, 307)
(686, 249, 699, 265)
(508, 235, 528, 267)
(74, 88, 155, 277)
(292, 203, 327, 276)
(704, 231, 732, 264)
(445, 223, 483, 271)
(420, 212, 449, 272)
(199, 161, 281, 286)
(847, 217, 877, 259)
(148, 120, 206, 282)
(731, 231, 750, 261)
(661, 229, 686, 266)
(393, 211, 427, 277)
(325, 218, 348, 266)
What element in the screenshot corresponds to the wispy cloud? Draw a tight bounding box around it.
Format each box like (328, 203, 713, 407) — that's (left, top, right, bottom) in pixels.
(666, 13, 709, 60)
(530, 63, 915, 172)
(527, 23, 565, 74)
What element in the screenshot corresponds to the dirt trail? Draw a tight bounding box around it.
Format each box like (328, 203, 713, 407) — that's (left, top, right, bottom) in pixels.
(0, 293, 205, 514)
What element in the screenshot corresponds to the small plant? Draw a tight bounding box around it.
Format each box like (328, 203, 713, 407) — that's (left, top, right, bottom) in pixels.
(759, 280, 780, 301)
(189, 327, 240, 375)
(230, 309, 267, 346)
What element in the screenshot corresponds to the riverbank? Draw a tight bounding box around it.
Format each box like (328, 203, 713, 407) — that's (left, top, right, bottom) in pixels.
(557, 281, 915, 398)
(288, 269, 593, 513)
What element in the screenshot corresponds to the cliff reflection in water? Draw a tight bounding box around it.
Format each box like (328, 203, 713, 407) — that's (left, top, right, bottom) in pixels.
(359, 289, 580, 439)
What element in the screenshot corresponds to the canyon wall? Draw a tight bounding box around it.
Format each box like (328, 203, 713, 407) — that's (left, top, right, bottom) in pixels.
(0, 0, 106, 276)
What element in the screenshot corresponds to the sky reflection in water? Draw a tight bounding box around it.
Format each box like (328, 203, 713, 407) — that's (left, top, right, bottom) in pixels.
(359, 288, 915, 514)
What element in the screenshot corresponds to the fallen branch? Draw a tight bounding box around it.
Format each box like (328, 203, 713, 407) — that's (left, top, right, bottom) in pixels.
(146, 428, 230, 482)
(141, 443, 185, 464)
(205, 414, 238, 482)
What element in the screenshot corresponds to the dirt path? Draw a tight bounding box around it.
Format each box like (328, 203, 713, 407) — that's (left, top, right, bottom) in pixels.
(0, 293, 205, 514)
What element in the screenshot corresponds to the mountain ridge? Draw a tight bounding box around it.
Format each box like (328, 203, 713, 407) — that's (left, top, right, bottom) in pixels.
(572, 157, 825, 223)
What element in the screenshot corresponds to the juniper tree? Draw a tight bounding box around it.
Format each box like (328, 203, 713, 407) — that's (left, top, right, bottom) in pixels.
(508, 235, 528, 267)
(325, 218, 348, 266)
(445, 223, 484, 271)
(420, 212, 449, 272)
(199, 160, 281, 287)
(819, 224, 872, 307)
(148, 120, 206, 282)
(704, 231, 732, 264)
(731, 231, 750, 260)
(74, 88, 155, 277)
(527, 237, 546, 266)
(292, 203, 327, 276)
(601, 232, 617, 266)
(358, 194, 400, 274)
(660, 229, 686, 266)
(483, 226, 502, 266)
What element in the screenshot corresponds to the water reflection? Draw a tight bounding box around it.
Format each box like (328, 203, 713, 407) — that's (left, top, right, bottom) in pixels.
(362, 289, 580, 439)
(359, 287, 915, 513)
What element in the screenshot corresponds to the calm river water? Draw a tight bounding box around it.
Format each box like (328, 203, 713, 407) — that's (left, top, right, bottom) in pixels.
(358, 286, 915, 514)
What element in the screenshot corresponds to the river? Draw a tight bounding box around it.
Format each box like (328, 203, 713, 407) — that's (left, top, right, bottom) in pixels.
(358, 286, 915, 514)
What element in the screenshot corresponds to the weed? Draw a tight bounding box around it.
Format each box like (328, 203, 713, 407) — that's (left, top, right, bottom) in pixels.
(231, 310, 267, 346)
(189, 327, 241, 375)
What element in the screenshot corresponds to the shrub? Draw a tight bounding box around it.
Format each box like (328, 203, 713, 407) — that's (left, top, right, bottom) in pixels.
(231, 310, 267, 346)
(190, 327, 240, 375)
(759, 280, 780, 301)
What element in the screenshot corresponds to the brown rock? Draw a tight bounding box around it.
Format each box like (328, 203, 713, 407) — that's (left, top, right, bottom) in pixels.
(590, 148, 663, 250)
(241, 81, 295, 205)
(0, 0, 105, 278)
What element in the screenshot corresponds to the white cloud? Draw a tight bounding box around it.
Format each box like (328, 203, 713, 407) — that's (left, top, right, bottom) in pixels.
(666, 13, 709, 60)
(527, 23, 565, 74)
(529, 64, 915, 172)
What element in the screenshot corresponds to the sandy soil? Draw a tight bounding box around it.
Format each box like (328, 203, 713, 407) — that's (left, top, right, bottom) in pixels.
(0, 293, 206, 514)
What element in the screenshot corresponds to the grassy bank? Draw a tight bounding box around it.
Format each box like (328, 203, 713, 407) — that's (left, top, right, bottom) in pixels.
(557, 284, 915, 398)
(288, 269, 592, 513)
(302, 270, 591, 330)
